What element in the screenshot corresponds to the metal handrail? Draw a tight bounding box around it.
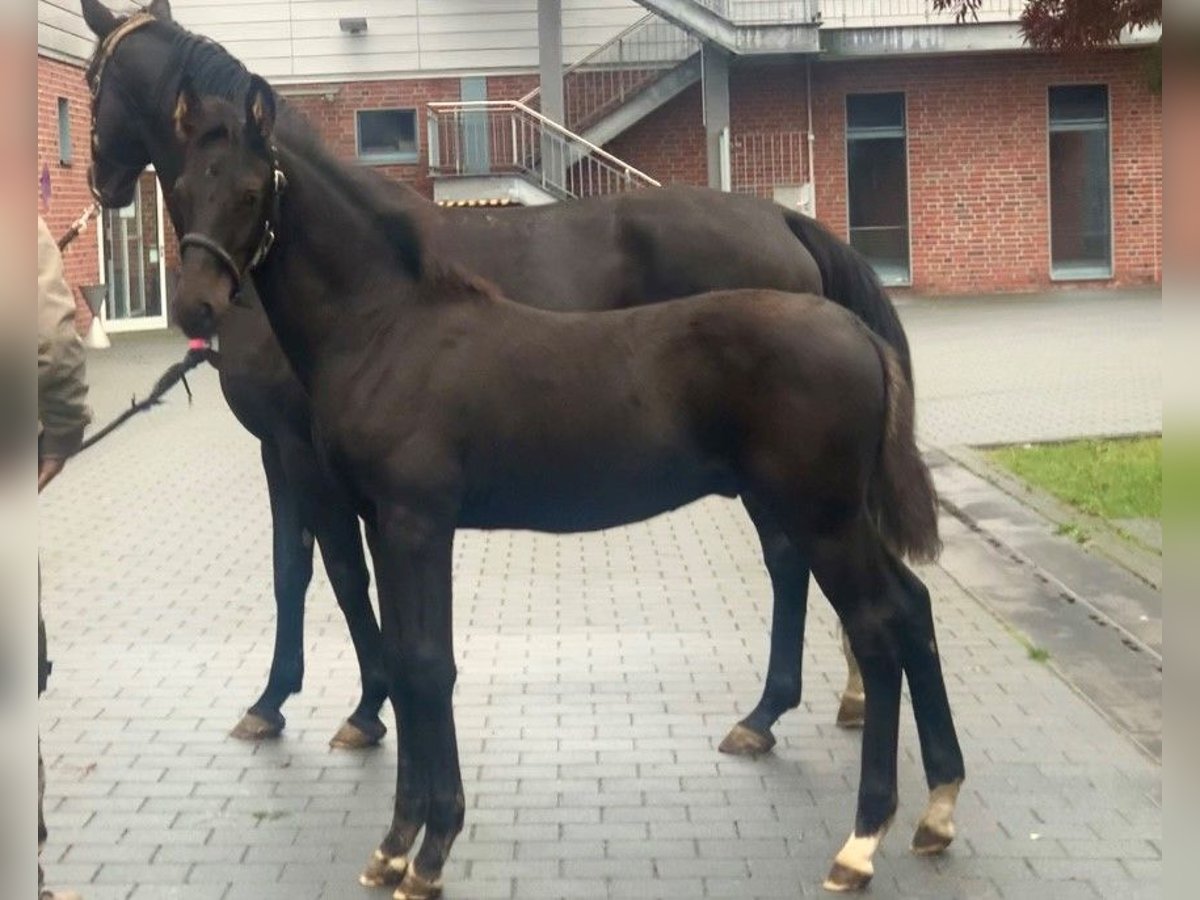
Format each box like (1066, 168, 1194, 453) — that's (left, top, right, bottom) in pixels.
(519, 13, 664, 107)
(427, 100, 662, 188)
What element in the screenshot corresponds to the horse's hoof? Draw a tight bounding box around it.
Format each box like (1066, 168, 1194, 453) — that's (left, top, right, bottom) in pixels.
(718, 722, 776, 757)
(394, 867, 442, 900)
(822, 861, 873, 892)
(230, 710, 285, 741)
(911, 821, 955, 856)
(330, 716, 387, 750)
(359, 850, 407, 888)
(835, 692, 865, 729)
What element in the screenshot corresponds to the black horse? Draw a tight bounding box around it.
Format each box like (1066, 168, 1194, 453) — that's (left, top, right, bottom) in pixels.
(169, 84, 963, 896)
(81, 0, 905, 753)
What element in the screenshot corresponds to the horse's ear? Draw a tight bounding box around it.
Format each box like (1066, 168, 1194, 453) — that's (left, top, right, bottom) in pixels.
(81, 0, 119, 38)
(244, 75, 277, 147)
(147, 0, 174, 21)
(173, 77, 203, 142)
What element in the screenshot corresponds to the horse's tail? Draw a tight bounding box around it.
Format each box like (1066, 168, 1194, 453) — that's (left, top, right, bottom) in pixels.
(864, 332, 941, 563)
(784, 210, 913, 386)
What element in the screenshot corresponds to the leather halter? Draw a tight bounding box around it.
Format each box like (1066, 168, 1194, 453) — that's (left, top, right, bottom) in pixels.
(180, 161, 288, 297)
(88, 13, 157, 198)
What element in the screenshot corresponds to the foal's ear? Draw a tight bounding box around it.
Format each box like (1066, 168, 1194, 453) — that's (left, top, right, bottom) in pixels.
(147, 0, 174, 21)
(244, 75, 277, 147)
(173, 78, 203, 143)
(81, 0, 119, 38)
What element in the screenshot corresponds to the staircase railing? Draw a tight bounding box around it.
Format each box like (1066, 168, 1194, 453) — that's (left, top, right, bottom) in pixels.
(427, 100, 661, 200)
(688, 0, 817, 24)
(519, 13, 699, 134)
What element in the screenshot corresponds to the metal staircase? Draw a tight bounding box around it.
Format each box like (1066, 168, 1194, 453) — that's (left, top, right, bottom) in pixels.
(426, 99, 660, 205)
(424, 2, 821, 204)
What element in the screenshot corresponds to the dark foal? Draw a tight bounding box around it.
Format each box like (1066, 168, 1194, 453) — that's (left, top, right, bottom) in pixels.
(169, 85, 965, 897)
(80, 0, 902, 754)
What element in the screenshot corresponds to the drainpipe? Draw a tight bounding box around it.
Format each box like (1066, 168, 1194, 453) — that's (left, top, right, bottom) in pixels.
(805, 57, 816, 217)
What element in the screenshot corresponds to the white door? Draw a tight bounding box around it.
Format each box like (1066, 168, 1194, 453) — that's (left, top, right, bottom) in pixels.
(97, 167, 169, 331)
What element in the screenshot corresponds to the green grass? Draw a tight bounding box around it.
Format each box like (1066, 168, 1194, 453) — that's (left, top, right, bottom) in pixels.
(988, 436, 1161, 521)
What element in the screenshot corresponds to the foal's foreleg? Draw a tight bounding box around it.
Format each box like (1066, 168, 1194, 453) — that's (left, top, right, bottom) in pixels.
(360, 510, 463, 900)
(721, 500, 810, 757)
(232, 440, 314, 741)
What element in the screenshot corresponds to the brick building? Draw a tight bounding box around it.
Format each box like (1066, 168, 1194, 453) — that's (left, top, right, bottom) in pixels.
(38, 0, 1161, 332)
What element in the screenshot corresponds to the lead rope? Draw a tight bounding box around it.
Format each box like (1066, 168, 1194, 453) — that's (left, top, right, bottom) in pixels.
(55, 207, 222, 456)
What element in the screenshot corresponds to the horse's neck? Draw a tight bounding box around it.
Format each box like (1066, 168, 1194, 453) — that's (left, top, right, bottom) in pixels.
(253, 145, 416, 383)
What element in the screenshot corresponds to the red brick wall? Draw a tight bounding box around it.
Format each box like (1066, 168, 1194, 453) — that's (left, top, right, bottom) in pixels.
(603, 49, 1161, 294)
(37, 54, 99, 332)
(808, 49, 1161, 293)
(605, 82, 707, 187)
(284, 77, 467, 199)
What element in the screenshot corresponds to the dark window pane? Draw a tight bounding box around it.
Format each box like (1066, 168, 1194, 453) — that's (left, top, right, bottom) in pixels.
(847, 132, 909, 284)
(357, 109, 418, 159)
(1049, 85, 1107, 126)
(1050, 127, 1111, 274)
(57, 97, 72, 165)
(847, 92, 904, 135)
(848, 138, 908, 229)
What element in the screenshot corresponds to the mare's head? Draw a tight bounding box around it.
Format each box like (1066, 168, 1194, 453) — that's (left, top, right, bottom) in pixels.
(171, 79, 279, 338)
(82, 0, 180, 207)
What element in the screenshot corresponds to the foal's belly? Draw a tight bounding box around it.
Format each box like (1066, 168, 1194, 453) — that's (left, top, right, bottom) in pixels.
(457, 457, 740, 534)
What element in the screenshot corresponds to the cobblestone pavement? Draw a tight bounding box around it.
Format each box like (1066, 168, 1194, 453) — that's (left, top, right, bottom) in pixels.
(38, 292, 1161, 900)
(904, 288, 1161, 446)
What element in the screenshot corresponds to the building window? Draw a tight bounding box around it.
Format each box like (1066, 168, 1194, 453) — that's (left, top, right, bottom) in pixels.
(356, 108, 419, 164)
(845, 92, 909, 286)
(57, 97, 72, 166)
(1049, 85, 1111, 279)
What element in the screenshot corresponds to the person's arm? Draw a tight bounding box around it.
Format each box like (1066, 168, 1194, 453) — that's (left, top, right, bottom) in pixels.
(37, 217, 91, 489)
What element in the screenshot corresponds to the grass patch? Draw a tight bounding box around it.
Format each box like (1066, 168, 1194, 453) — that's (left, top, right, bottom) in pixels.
(988, 436, 1161, 521)
(1027, 646, 1051, 663)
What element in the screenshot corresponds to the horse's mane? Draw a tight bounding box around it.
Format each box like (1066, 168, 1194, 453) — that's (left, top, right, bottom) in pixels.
(96, 11, 499, 302)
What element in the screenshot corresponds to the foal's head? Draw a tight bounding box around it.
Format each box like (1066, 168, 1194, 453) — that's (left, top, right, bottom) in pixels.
(171, 78, 279, 338)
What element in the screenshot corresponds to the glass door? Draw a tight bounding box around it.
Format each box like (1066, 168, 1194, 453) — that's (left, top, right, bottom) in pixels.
(99, 168, 168, 331)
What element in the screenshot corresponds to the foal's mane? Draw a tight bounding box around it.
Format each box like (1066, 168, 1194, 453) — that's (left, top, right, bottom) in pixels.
(98, 9, 501, 303)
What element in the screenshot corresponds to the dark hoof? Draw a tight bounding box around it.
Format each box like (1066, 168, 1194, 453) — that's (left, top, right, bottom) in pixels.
(360, 850, 407, 888)
(718, 722, 776, 757)
(911, 822, 955, 856)
(394, 867, 442, 900)
(230, 709, 285, 741)
(330, 716, 387, 750)
(822, 861, 873, 893)
(835, 692, 865, 729)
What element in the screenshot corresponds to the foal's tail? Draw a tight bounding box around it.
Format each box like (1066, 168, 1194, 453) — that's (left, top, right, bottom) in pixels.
(865, 334, 941, 563)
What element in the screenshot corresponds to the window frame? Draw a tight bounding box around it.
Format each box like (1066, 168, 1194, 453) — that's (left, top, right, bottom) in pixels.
(1046, 83, 1114, 282)
(843, 90, 912, 287)
(57, 97, 73, 166)
(354, 107, 420, 166)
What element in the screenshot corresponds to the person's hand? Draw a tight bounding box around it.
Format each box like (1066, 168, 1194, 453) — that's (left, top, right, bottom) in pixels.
(37, 457, 66, 492)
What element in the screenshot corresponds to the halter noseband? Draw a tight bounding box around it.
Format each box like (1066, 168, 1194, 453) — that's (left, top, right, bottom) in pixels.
(180, 161, 287, 297)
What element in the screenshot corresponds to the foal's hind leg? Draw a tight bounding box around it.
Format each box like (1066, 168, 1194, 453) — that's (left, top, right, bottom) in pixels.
(887, 558, 965, 855)
(232, 440, 313, 741)
(721, 498, 810, 757)
(804, 518, 906, 893)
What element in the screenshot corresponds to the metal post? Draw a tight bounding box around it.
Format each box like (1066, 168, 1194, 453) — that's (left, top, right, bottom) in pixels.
(702, 42, 731, 191)
(539, 0, 566, 190)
